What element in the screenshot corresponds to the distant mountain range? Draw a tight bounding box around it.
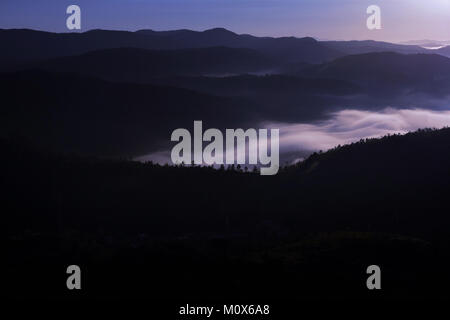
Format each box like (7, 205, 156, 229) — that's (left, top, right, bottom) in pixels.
(399, 39, 450, 48)
(1, 28, 450, 158)
(1, 28, 449, 71)
(14, 46, 450, 98)
(0, 28, 338, 67)
(321, 40, 430, 55)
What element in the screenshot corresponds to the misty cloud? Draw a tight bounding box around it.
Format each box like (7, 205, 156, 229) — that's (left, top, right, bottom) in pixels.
(138, 108, 450, 166)
(272, 108, 450, 154)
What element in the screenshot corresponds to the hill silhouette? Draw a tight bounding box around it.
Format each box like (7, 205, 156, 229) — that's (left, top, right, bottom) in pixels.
(321, 40, 429, 56)
(4, 127, 450, 299)
(17, 46, 277, 79)
(436, 46, 450, 57)
(2, 27, 447, 72)
(2, 65, 449, 162)
(0, 70, 258, 157)
(149, 74, 362, 96)
(298, 52, 450, 96)
(0, 28, 341, 68)
(3, 26, 450, 301)
(135, 27, 342, 63)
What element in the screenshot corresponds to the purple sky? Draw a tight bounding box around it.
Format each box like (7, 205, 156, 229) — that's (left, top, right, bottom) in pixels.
(0, 0, 449, 42)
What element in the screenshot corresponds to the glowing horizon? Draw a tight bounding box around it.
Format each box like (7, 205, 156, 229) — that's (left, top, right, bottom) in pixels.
(0, 0, 448, 43)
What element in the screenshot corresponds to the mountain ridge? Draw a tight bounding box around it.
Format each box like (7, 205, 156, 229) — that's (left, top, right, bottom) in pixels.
(2, 27, 449, 71)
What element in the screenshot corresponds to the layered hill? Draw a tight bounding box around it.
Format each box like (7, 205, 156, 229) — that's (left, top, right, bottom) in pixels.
(297, 52, 450, 96)
(0, 70, 257, 157)
(16, 47, 277, 79)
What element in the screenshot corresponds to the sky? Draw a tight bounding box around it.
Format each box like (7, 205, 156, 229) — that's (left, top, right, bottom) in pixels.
(0, 0, 449, 42)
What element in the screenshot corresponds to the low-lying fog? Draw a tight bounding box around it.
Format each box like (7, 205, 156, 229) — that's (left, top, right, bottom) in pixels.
(137, 108, 450, 166)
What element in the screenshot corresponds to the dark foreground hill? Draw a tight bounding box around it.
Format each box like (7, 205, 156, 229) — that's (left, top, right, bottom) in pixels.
(5, 126, 450, 238)
(4, 127, 450, 299)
